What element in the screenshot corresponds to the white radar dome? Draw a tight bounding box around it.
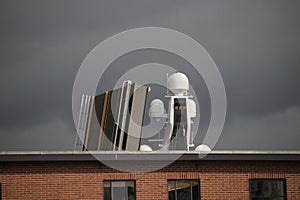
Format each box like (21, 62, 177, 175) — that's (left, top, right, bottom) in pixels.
(150, 99, 165, 119)
(168, 72, 189, 96)
(195, 144, 211, 152)
(140, 144, 153, 152)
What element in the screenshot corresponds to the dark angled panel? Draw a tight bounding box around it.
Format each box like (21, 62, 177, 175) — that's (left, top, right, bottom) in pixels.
(97, 91, 109, 150)
(84, 95, 103, 150)
(95, 93, 106, 125)
(101, 89, 122, 150)
(82, 82, 149, 151)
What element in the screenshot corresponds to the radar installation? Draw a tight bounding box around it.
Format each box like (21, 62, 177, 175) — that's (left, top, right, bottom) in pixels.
(74, 72, 210, 152)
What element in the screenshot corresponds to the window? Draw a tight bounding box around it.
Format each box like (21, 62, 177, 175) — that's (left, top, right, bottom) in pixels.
(104, 181, 135, 200)
(168, 180, 200, 200)
(249, 179, 286, 200)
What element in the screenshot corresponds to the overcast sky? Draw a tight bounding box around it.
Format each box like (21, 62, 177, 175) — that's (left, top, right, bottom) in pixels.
(0, 0, 299, 151)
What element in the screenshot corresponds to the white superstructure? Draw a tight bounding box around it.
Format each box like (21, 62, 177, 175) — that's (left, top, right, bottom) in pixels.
(150, 72, 197, 151)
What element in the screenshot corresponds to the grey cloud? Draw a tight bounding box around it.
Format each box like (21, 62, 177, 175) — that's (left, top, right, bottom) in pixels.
(0, 117, 74, 151)
(216, 106, 300, 150)
(0, 0, 299, 150)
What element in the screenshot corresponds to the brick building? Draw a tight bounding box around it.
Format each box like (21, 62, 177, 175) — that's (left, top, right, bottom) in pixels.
(0, 151, 299, 199)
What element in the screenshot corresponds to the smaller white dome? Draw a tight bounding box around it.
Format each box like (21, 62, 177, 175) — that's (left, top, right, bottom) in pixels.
(167, 72, 189, 96)
(195, 144, 211, 152)
(188, 99, 196, 118)
(150, 99, 165, 119)
(140, 144, 153, 152)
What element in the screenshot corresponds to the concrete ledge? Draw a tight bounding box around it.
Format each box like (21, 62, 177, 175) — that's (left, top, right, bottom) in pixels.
(0, 150, 299, 162)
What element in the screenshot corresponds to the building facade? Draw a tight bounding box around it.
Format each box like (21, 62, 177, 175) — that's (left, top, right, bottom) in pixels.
(0, 151, 299, 200)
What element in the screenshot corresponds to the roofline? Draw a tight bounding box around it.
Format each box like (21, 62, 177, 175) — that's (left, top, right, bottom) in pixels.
(0, 151, 299, 162)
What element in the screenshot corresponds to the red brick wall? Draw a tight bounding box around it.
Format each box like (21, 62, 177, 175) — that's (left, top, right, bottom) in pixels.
(0, 160, 299, 200)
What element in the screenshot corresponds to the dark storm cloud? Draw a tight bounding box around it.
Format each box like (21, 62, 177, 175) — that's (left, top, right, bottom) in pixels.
(216, 106, 300, 150)
(158, 0, 300, 116)
(0, 0, 190, 150)
(0, 0, 299, 150)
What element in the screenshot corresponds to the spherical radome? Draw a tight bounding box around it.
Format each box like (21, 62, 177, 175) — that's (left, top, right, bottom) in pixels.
(195, 144, 211, 152)
(140, 144, 153, 152)
(167, 72, 189, 95)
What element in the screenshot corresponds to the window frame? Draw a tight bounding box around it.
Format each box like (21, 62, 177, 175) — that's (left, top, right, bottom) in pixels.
(103, 180, 136, 200)
(167, 179, 200, 200)
(249, 178, 287, 200)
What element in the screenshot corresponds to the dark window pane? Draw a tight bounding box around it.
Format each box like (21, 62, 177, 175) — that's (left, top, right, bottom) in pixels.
(104, 181, 111, 200)
(191, 180, 199, 200)
(127, 181, 136, 200)
(104, 187, 111, 200)
(168, 180, 200, 200)
(112, 181, 127, 200)
(168, 180, 176, 191)
(249, 179, 286, 200)
(176, 180, 191, 200)
(104, 181, 136, 200)
(168, 190, 176, 200)
(168, 180, 176, 200)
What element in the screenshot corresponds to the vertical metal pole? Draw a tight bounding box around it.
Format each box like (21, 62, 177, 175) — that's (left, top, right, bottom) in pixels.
(190, 181, 192, 200)
(84, 96, 95, 151)
(74, 94, 85, 151)
(81, 95, 91, 150)
(175, 181, 177, 200)
(166, 73, 169, 96)
(113, 81, 126, 151)
(118, 80, 132, 150)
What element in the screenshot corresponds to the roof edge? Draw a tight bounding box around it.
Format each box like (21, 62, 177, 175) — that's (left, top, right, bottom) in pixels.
(0, 150, 299, 162)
